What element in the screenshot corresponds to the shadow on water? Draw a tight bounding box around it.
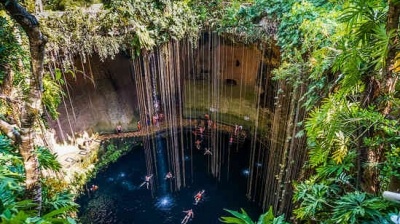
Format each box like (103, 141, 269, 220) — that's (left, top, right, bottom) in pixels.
(77, 131, 262, 224)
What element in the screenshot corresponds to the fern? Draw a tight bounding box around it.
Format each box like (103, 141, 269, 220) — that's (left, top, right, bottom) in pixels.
(43, 74, 64, 120)
(332, 131, 349, 164)
(34, 146, 62, 172)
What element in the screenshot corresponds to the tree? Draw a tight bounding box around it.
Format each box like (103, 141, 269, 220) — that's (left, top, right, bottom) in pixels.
(0, 0, 47, 214)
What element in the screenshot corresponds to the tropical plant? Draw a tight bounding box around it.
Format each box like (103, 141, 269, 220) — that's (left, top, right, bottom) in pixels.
(42, 73, 64, 119)
(35, 146, 62, 172)
(332, 191, 389, 223)
(220, 207, 289, 224)
(290, 0, 400, 223)
(0, 135, 77, 223)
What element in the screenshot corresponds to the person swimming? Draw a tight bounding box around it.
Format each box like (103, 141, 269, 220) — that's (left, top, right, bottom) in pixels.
(139, 174, 153, 189)
(90, 184, 99, 192)
(204, 148, 212, 156)
(229, 136, 234, 146)
(194, 190, 205, 205)
(165, 171, 174, 180)
(181, 209, 194, 224)
(195, 139, 202, 150)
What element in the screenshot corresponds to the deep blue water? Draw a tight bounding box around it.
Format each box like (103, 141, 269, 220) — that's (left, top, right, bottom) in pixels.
(77, 132, 261, 224)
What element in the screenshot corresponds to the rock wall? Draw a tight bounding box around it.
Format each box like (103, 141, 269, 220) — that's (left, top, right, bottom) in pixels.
(50, 54, 138, 142)
(194, 33, 264, 87)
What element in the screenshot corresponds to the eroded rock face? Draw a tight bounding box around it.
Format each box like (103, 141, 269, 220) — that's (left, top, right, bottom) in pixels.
(49, 53, 138, 142)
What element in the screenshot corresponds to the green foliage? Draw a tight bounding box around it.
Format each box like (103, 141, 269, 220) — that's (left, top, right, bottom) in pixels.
(42, 190, 78, 215)
(297, 91, 400, 221)
(293, 182, 336, 220)
(332, 0, 390, 87)
(45, 0, 97, 10)
(0, 16, 23, 85)
(187, 0, 223, 28)
(292, 1, 400, 219)
(257, 207, 289, 224)
(35, 146, 62, 172)
(91, 139, 139, 175)
(332, 191, 389, 223)
(0, 135, 25, 196)
(0, 135, 77, 223)
(294, 181, 393, 223)
(220, 207, 289, 224)
(41, 0, 199, 62)
(43, 73, 64, 119)
(220, 208, 254, 224)
(261, 0, 343, 108)
(214, 0, 279, 43)
(381, 145, 400, 186)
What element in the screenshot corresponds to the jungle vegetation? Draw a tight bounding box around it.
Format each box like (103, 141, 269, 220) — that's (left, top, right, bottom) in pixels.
(0, 0, 399, 223)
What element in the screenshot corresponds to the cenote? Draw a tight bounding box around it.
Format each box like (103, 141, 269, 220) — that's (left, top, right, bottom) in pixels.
(2, 1, 400, 223)
(77, 130, 262, 223)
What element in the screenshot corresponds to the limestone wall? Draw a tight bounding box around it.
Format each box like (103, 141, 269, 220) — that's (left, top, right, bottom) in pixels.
(194, 34, 263, 87)
(50, 54, 138, 142)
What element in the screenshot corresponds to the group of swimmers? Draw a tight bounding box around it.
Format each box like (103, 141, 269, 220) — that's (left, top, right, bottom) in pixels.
(137, 172, 205, 224)
(193, 114, 216, 156)
(194, 138, 214, 156)
(90, 170, 208, 224)
(181, 189, 206, 224)
(139, 171, 175, 190)
(114, 111, 166, 135)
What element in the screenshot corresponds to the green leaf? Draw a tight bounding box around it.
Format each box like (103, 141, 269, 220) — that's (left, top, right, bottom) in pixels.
(220, 208, 254, 224)
(257, 206, 274, 224)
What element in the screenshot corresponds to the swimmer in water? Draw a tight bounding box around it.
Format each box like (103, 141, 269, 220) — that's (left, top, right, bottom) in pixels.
(194, 190, 205, 205)
(195, 139, 202, 150)
(90, 184, 99, 192)
(204, 148, 212, 156)
(165, 171, 174, 180)
(181, 209, 194, 224)
(139, 174, 153, 189)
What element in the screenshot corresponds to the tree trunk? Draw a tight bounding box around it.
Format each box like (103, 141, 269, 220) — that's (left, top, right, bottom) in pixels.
(360, 0, 400, 193)
(382, 0, 400, 116)
(0, 0, 47, 215)
(0, 64, 13, 96)
(385, 0, 400, 192)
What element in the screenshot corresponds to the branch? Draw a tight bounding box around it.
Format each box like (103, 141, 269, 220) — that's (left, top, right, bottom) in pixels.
(0, 119, 20, 143)
(0, 94, 19, 103)
(0, 0, 47, 90)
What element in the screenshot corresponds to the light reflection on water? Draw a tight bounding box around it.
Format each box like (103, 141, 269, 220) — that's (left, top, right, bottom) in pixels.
(155, 195, 175, 211)
(241, 168, 250, 176)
